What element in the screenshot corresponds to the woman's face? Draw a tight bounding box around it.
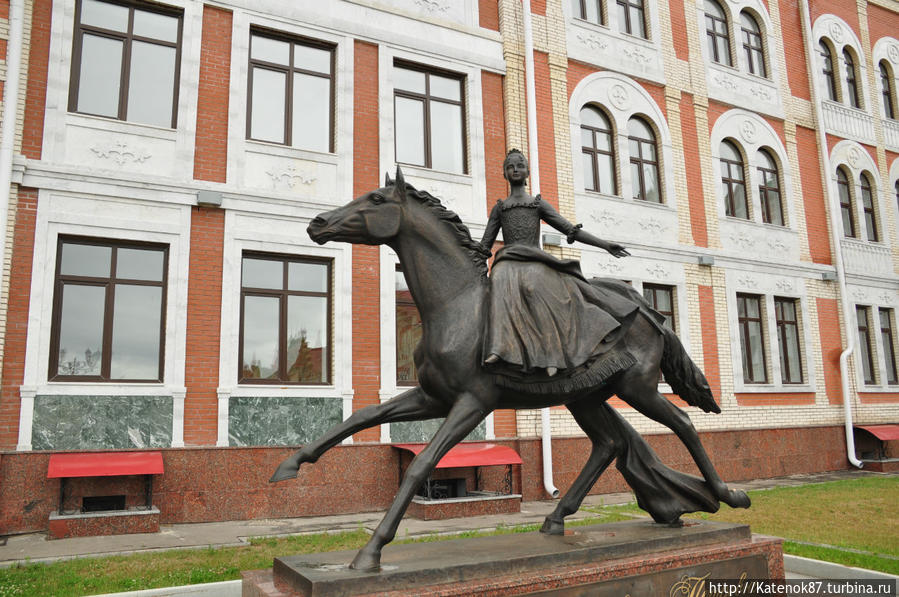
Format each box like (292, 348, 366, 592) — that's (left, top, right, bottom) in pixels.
(504, 154, 529, 183)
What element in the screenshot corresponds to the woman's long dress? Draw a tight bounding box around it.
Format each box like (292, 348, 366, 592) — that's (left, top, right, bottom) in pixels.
(481, 196, 639, 374)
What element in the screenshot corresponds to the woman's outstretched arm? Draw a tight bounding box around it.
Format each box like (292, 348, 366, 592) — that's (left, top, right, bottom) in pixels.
(538, 199, 630, 258)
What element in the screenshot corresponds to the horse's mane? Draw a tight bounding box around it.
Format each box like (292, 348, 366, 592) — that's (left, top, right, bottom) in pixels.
(404, 183, 491, 279)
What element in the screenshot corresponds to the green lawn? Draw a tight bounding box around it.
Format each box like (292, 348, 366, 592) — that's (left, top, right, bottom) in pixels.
(586, 476, 899, 574)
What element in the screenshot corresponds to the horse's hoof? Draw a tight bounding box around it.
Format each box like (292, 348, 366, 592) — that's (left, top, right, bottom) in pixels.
(269, 458, 299, 483)
(665, 518, 684, 528)
(539, 518, 564, 535)
(726, 489, 751, 509)
(349, 549, 381, 572)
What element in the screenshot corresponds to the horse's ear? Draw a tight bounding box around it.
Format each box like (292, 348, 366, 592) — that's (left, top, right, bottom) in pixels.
(394, 165, 406, 194)
(385, 172, 393, 186)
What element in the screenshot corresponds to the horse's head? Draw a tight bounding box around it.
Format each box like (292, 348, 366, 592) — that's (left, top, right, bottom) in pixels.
(308, 166, 407, 246)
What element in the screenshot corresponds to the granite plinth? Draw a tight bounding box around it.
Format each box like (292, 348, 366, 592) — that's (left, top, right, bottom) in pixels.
(48, 507, 160, 539)
(242, 520, 783, 597)
(406, 493, 521, 520)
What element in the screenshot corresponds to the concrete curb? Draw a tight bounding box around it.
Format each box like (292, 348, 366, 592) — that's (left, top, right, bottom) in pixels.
(784, 555, 899, 580)
(91, 580, 241, 597)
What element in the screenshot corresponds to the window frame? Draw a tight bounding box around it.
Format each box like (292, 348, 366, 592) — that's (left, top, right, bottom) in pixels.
(881, 61, 897, 120)
(856, 305, 876, 385)
(616, 0, 647, 39)
(628, 116, 661, 203)
(575, 0, 604, 25)
(395, 265, 421, 387)
(740, 11, 766, 78)
(843, 48, 861, 109)
(737, 293, 768, 384)
(859, 172, 879, 242)
(245, 28, 336, 152)
(581, 105, 618, 195)
(721, 140, 748, 219)
(68, 0, 184, 128)
(819, 40, 838, 102)
(880, 308, 899, 385)
(837, 167, 856, 238)
(774, 297, 803, 384)
(49, 236, 169, 383)
(238, 252, 333, 386)
(642, 284, 675, 331)
(756, 148, 783, 226)
(393, 60, 468, 175)
(704, 0, 733, 67)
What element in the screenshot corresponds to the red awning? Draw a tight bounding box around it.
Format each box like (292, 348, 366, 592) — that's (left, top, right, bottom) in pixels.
(856, 425, 899, 441)
(47, 451, 164, 478)
(394, 442, 522, 469)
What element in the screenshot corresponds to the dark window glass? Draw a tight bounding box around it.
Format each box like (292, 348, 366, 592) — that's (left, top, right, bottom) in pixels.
(843, 49, 861, 109)
(704, 0, 732, 66)
(756, 149, 783, 226)
(617, 0, 647, 38)
(396, 267, 422, 385)
(575, 0, 603, 24)
(837, 167, 855, 238)
(721, 140, 747, 218)
(857, 306, 876, 385)
(50, 237, 167, 381)
(860, 173, 878, 242)
(247, 30, 334, 152)
(881, 61, 896, 120)
(740, 12, 766, 77)
(738, 293, 767, 383)
(774, 297, 803, 384)
(628, 117, 660, 203)
(820, 41, 838, 101)
(581, 106, 617, 195)
(69, 0, 182, 127)
(643, 284, 675, 331)
(880, 309, 898, 385)
(240, 254, 331, 384)
(394, 63, 466, 174)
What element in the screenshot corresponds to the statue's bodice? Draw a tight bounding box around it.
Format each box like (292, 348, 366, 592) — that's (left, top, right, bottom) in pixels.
(499, 201, 541, 246)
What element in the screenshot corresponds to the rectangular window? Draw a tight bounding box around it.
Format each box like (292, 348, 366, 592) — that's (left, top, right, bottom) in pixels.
(247, 29, 335, 152)
(50, 237, 168, 381)
(642, 284, 675, 332)
(394, 62, 466, 174)
(880, 308, 898, 385)
(396, 267, 422, 385)
(856, 306, 876, 385)
(69, 0, 182, 128)
(575, 0, 603, 25)
(617, 0, 647, 39)
(240, 254, 331, 384)
(737, 293, 767, 383)
(774, 297, 803, 384)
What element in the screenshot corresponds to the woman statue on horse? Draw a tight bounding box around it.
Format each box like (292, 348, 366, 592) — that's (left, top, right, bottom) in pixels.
(481, 149, 649, 380)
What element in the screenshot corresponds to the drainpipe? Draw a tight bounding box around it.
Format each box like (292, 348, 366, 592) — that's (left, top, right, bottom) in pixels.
(799, 0, 862, 468)
(521, 0, 559, 498)
(0, 0, 25, 314)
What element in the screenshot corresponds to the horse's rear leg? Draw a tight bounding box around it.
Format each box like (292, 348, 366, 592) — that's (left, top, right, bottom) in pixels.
(270, 387, 448, 482)
(350, 394, 487, 571)
(619, 386, 750, 509)
(541, 398, 619, 535)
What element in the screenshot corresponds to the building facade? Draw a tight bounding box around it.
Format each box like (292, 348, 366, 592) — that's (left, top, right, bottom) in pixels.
(0, 0, 897, 534)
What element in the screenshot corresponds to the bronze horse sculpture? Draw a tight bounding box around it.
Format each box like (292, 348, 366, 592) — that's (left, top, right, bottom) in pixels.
(271, 166, 750, 571)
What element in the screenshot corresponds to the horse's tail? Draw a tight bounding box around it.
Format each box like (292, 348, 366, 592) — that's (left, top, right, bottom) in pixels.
(660, 326, 720, 414)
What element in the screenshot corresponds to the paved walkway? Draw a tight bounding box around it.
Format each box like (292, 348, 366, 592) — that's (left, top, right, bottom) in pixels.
(0, 468, 890, 568)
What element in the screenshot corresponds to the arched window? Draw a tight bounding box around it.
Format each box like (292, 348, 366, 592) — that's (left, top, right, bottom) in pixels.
(836, 167, 855, 238)
(740, 12, 766, 77)
(721, 140, 747, 218)
(580, 106, 617, 195)
(704, 0, 732, 66)
(576, 0, 603, 25)
(617, 0, 647, 39)
(756, 149, 783, 225)
(819, 41, 838, 101)
(628, 117, 660, 203)
(843, 49, 861, 109)
(880, 60, 896, 120)
(860, 172, 878, 242)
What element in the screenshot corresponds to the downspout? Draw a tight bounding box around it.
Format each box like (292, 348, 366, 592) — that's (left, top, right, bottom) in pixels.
(521, 0, 559, 498)
(798, 0, 862, 468)
(0, 0, 25, 315)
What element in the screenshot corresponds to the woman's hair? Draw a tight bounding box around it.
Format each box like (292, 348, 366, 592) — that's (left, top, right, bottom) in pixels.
(503, 148, 529, 175)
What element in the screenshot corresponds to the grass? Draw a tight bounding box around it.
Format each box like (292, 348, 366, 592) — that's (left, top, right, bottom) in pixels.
(586, 476, 899, 574)
(0, 512, 632, 597)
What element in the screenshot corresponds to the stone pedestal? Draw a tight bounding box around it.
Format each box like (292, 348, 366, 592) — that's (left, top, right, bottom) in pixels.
(242, 519, 783, 596)
(48, 507, 160, 539)
(406, 493, 522, 520)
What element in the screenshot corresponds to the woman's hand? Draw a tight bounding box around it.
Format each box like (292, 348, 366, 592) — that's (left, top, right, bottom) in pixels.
(605, 242, 630, 258)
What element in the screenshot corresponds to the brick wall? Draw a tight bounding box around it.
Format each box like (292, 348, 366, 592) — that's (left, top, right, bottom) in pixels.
(816, 297, 845, 405)
(479, 0, 499, 31)
(352, 41, 381, 442)
(533, 51, 559, 208)
(22, 0, 50, 160)
(779, 0, 811, 100)
(193, 5, 232, 184)
(698, 284, 722, 401)
(679, 94, 709, 248)
(796, 126, 832, 265)
(809, 0, 860, 35)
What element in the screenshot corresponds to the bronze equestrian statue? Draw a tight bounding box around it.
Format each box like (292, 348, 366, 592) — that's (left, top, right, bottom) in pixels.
(271, 154, 750, 572)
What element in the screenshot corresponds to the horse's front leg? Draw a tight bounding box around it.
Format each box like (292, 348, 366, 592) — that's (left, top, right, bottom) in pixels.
(270, 387, 448, 482)
(350, 393, 488, 571)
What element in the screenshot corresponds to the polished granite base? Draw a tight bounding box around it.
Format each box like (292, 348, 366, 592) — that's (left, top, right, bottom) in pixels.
(242, 519, 783, 596)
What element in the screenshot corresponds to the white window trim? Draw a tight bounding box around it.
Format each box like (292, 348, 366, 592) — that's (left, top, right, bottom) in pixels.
(217, 209, 354, 446)
(872, 37, 899, 121)
(852, 298, 899, 392)
(830, 141, 887, 246)
(725, 271, 816, 395)
(812, 16, 872, 113)
(17, 190, 193, 451)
